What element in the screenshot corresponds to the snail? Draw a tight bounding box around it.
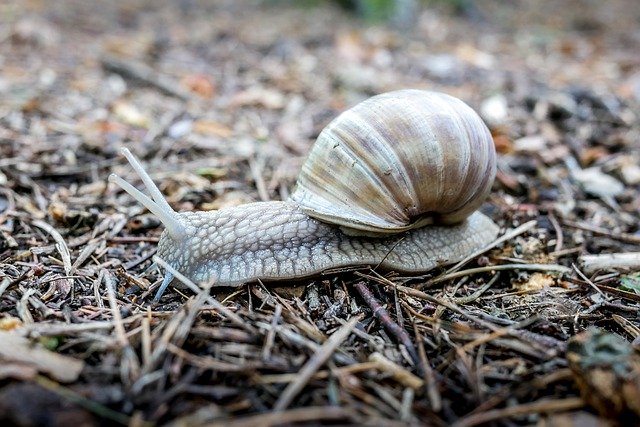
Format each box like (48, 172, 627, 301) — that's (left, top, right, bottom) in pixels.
(109, 90, 499, 301)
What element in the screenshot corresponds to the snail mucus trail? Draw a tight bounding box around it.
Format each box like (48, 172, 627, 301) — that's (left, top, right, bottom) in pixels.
(109, 90, 500, 301)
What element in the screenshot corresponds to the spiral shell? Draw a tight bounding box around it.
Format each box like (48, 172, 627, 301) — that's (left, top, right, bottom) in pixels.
(289, 89, 496, 234)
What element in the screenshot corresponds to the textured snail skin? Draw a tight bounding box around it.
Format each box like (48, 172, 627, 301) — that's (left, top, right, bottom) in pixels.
(157, 201, 499, 287)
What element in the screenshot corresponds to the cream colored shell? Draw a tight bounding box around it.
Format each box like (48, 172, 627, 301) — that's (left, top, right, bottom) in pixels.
(289, 89, 497, 235)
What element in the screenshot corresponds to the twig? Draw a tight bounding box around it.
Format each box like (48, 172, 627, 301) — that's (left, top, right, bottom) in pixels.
(458, 316, 541, 354)
(452, 397, 584, 427)
(256, 362, 379, 384)
(101, 55, 192, 100)
(413, 320, 441, 411)
(32, 219, 73, 276)
(140, 291, 209, 381)
(103, 270, 129, 348)
(20, 315, 143, 336)
(354, 281, 421, 370)
(153, 255, 255, 333)
(547, 212, 563, 252)
(562, 219, 640, 245)
(397, 285, 498, 331)
(0, 277, 12, 298)
(572, 263, 606, 296)
(445, 220, 537, 274)
(261, 320, 356, 366)
(369, 352, 424, 390)
(400, 388, 415, 422)
(273, 315, 360, 411)
(593, 284, 640, 303)
(612, 314, 640, 339)
(104, 270, 141, 385)
(207, 406, 353, 427)
(166, 343, 261, 371)
(451, 272, 500, 305)
(578, 252, 640, 274)
(261, 304, 282, 361)
(426, 263, 571, 287)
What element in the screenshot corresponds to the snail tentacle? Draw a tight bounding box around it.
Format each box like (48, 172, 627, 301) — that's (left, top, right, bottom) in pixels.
(110, 148, 185, 240)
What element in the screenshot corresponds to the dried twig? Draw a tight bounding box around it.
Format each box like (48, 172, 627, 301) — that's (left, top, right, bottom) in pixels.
(101, 55, 192, 100)
(104, 269, 140, 384)
(452, 397, 585, 427)
(578, 252, 640, 274)
(413, 320, 441, 411)
(153, 256, 255, 333)
(452, 272, 500, 304)
(262, 304, 282, 361)
(369, 352, 424, 390)
(572, 263, 607, 296)
(32, 219, 73, 276)
(562, 220, 640, 245)
(547, 212, 564, 252)
(207, 406, 354, 427)
(426, 263, 571, 287)
(354, 281, 420, 369)
(273, 315, 360, 411)
(445, 220, 537, 274)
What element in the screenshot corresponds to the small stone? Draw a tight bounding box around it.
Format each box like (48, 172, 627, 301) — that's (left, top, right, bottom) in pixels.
(168, 119, 193, 139)
(619, 160, 640, 185)
(421, 54, 463, 81)
(480, 94, 508, 127)
(513, 135, 546, 153)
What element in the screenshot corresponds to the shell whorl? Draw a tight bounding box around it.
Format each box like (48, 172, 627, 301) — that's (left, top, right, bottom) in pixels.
(289, 90, 496, 234)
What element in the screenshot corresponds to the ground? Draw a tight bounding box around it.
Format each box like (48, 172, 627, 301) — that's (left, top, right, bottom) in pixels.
(1, 1, 640, 426)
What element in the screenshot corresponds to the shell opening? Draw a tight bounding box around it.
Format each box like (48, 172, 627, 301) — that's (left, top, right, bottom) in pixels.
(110, 148, 185, 240)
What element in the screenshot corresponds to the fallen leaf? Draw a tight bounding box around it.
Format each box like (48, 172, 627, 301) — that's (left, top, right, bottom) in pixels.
(620, 273, 640, 294)
(0, 316, 22, 331)
(517, 272, 556, 291)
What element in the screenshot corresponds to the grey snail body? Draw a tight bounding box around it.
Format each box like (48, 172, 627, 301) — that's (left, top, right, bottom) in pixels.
(110, 90, 499, 300)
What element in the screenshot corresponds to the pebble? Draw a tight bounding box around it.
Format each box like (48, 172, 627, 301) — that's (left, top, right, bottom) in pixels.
(619, 161, 640, 185)
(480, 94, 508, 127)
(168, 119, 193, 139)
(513, 135, 546, 153)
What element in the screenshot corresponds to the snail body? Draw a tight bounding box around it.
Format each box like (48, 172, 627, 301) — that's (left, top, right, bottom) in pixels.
(110, 90, 499, 300)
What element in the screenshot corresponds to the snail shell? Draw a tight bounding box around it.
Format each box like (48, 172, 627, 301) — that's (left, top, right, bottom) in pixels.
(291, 90, 496, 234)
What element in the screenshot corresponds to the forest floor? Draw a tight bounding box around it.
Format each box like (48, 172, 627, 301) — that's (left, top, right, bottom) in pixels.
(1, 1, 640, 426)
